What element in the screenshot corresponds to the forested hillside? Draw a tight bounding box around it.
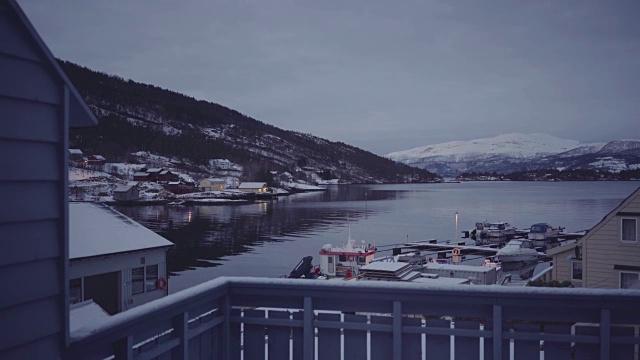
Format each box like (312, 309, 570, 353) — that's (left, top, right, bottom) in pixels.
(61, 61, 439, 183)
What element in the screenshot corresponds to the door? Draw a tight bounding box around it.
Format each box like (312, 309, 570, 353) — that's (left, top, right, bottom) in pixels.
(328, 256, 335, 274)
(84, 271, 119, 315)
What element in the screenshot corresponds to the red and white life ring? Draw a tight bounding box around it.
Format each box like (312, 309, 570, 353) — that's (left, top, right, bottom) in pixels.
(157, 277, 167, 290)
(452, 247, 461, 256)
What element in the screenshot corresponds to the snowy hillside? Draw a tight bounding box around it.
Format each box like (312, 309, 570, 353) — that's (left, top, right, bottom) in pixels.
(387, 133, 640, 176)
(389, 133, 590, 161)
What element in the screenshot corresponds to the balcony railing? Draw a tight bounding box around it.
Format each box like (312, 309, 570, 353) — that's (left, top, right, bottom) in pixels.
(65, 277, 640, 360)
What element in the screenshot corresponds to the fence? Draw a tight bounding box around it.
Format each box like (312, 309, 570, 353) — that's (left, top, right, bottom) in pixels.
(65, 277, 640, 360)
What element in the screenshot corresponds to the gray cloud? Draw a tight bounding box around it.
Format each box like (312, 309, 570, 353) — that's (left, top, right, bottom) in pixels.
(20, 0, 640, 154)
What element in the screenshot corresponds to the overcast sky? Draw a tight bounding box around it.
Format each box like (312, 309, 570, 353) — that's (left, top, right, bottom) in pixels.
(20, 0, 640, 155)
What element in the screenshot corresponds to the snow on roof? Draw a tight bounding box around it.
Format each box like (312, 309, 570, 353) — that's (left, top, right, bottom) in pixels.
(204, 178, 225, 182)
(70, 203, 173, 259)
(91, 155, 106, 160)
(134, 172, 150, 177)
(361, 262, 409, 271)
(238, 182, 267, 189)
(69, 149, 83, 154)
(70, 300, 110, 334)
(113, 185, 135, 192)
(146, 168, 163, 173)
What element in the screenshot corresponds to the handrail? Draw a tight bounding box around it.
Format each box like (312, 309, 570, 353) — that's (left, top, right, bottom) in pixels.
(527, 265, 554, 284)
(65, 277, 640, 360)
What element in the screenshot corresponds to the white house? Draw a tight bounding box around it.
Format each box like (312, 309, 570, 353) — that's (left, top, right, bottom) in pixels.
(549, 186, 640, 289)
(69, 203, 174, 314)
(238, 182, 268, 194)
(198, 177, 226, 191)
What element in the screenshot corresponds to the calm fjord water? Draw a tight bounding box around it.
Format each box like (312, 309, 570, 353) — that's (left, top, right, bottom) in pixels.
(115, 181, 640, 293)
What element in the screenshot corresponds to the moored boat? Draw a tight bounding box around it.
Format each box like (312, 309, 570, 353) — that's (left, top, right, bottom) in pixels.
(318, 238, 377, 278)
(528, 223, 564, 240)
(496, 239, 540, 263)
(485, 222, 517, 238)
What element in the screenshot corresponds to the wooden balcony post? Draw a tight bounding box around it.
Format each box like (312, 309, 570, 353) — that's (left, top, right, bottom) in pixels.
(304, 296, 314, 360)
(222, 295, 231, 359)
(114, 335, 133, 360)
(493, 304, 502, 360)
(600, 309, 610, 360)
(172, 312, 189, 360)
(393, 301, 402, 360)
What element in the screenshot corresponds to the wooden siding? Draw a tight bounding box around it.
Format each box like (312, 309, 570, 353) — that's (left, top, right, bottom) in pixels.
(0, 99, 60, 142)
(0, 258, 61, 310)
(0, 5, 64, 358)
(583, 192, 640, 288)
(553, 253, 571, 283)
(0, 297, 61, 351)
(0, 220, 59, 267)
(0, 4, 41, 62)
(0, 55, 61, 105)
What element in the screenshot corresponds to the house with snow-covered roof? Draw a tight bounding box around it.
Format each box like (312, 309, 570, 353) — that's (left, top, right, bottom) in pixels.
(113, 184, 139, 201)
(69, 203, 173, 315)
(198, 177, 226, 191)
(238, 182, 268, 193)
(69, 148, 83, 161)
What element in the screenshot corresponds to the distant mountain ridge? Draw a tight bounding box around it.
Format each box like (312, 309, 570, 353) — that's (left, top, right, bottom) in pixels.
(386, 133, 640, 176)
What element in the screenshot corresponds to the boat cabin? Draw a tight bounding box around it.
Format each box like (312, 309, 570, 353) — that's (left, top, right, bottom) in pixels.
(318, 239, 376, 278)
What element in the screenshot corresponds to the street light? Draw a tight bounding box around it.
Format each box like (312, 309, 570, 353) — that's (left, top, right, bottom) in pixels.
(455, 211, 459, 242)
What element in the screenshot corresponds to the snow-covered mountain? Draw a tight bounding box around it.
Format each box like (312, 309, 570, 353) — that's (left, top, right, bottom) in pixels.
(386, 133, 640, 176)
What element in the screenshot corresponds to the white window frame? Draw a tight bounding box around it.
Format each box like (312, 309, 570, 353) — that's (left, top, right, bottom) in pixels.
(620, 217, 637, 243)
(571, 260, 582, 281)
(132, 264, 161, 295)
(619, 271, 640, 289)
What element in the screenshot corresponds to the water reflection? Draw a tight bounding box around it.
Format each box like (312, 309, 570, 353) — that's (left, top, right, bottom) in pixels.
(113, 182, 640, 291)
(115, 188, 389, 275)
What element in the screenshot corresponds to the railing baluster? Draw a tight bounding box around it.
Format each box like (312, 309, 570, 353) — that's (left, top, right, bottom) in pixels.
(600, 309, 610, 360)
(114, 335, 133, 360)
(493, 304, 502, 360)
(393, 301, 402, 360)
(223, 295, 231, 359)
(172, 311, 189, 360)
(304, 296, 314, 360)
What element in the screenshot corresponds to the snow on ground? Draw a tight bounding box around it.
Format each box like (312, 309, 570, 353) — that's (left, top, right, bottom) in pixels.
(588, 157, 629, 173)
(103, 163, 146, 180)
(317, 179, 341, 185)
(282, 182, 326, 190)
(176, 190, 245, 199)
(69, 167, 120, 181)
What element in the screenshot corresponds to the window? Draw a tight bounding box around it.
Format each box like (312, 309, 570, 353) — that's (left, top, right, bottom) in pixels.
(145, 265, 158, 291)
(70, 278, 82, 304)
(338, 255, 347, 262)
(621, 218, 637, 242)
(620, 272, 640, 289)
(571, 261, 582, 281)
(132, 265, 160, 294)
(132, 267, 144, 295)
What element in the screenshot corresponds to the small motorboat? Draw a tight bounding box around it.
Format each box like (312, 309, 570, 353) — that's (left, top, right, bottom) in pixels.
(485, 222, 517, 238)
(496, 239, 540, 263)
(528, 223, 564, 240)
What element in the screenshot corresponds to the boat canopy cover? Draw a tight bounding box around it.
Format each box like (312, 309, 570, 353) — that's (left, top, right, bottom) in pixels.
(530, 223, 548, 232)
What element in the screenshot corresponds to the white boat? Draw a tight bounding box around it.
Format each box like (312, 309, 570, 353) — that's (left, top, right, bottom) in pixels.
(528, 223, 563, 240)
(496, 239, 540, 263)
(485, 222, 517, 238)
(318, 238, 377, 279)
